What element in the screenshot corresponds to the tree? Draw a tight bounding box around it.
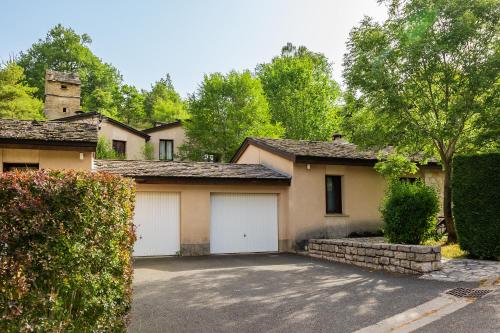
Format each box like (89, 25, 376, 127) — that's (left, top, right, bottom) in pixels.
(180, 71, 284, 162)
(342, 0, 499, 242)
(143, 75, 188, 125)
(0, 62, 43, 119)
(17, 24, 122, 116)
(116, 85, 146, 127)
(257, 43, 342, 140)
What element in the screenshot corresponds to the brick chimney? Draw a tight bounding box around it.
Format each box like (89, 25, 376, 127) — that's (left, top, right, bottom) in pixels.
(44, 69, 81, 120)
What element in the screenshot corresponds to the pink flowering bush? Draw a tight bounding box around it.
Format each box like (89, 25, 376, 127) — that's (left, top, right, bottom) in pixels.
(0, 170, 136, 332)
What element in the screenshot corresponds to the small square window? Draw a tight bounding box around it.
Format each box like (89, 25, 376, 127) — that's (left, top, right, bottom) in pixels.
(62, 107, 67, 113)
(112, 140, 126, 158)
(61, 84, 68, 89)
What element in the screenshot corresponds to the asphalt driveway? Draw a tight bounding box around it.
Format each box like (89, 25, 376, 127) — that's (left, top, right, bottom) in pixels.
(130, 254, 470, 333)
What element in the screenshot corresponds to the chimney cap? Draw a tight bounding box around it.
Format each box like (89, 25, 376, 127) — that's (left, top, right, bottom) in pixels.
(45, 69, 81, 85)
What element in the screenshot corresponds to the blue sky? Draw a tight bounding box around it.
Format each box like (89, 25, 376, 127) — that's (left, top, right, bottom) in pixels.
(1, 0, 386, 97)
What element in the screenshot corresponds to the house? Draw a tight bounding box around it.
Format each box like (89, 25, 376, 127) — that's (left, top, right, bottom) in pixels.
(0, 119, 97, 171)
(142, 120, 187, 161)
(54, 112, 151, 160)
(44, 69, 187, 160)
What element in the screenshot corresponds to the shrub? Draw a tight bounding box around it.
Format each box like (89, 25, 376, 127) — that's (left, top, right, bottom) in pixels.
(96, 136, 125, 160)
(142, 142, 155, 160)
(452, 154, 500, 259)
(0, 170, 136, 332)
(381, 180, 439, 244)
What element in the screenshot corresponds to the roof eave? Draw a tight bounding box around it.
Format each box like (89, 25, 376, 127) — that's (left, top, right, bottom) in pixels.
(230, 138, 297, 163)
(109, 175, 291, 186)
(0, 139, 96, 152)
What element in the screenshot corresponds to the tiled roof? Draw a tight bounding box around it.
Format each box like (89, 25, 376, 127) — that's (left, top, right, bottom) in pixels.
(53, 112, 150, 139)
(94, 159, 291, 184)
(142, 120, 183, 133)
(0, 119, 97, 145)
(232, 137, 438, 165)
(45, 69, 80, 85)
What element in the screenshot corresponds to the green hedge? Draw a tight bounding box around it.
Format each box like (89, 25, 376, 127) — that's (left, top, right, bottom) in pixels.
(453, 154, 500, 259)
(381, 180, 439, 244)
(0, 170, 136, 332)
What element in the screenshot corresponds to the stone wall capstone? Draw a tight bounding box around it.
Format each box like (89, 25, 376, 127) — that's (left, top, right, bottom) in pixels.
(308, 238, 441, 274)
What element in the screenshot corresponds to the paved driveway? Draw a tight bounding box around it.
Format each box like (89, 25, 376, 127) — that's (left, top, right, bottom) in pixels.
(130, 254, 470, 333)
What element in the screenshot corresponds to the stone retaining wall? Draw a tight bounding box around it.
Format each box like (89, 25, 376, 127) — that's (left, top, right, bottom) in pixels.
(308, 238, 441, 274)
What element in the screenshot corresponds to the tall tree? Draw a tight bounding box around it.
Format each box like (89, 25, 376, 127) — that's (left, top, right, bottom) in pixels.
(116, 85, 146, 127)
(0, 62, 43, 119)
(342, 0, 499, 242)
(17, 24, 122, 116)
(180, 71, 284, 162)
(143, 74, 188, 125)
(257, 43, 342, 140)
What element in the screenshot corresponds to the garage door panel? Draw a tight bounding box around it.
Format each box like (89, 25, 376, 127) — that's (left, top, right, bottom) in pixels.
(134, 192, 180, 256)
(210, 193, 278, 254)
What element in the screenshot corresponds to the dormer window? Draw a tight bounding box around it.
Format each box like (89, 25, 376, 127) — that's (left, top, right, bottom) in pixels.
(61, 84, 68, 90)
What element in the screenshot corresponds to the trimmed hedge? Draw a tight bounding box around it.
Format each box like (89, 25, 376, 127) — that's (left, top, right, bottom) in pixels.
(0, 170, 136, 332)
(381, 180, 439, 244)
(453, 154, 500, 259)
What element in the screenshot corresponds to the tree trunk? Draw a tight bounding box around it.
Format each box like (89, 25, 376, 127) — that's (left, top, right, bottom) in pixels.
(443, 162, 457, 243)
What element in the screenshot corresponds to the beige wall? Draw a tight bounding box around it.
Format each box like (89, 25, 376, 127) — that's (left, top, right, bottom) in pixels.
(136, 182, 290, 254)
(236, 144, 445, 249)
(99, 121, 146, 160)
(0, 148, 93, 171)
(147, 125, 186, 160)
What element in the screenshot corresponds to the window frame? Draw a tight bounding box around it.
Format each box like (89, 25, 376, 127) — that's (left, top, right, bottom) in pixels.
(325, 175, 343, 214)
(159, 139, 174, 161)
(3, 163, 40, 172)
(112, 140, 127, 157)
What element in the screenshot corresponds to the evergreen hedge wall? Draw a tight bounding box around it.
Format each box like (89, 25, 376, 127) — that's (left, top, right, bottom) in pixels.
(452, 153, 500, 259)
(0, 170, 136, 332)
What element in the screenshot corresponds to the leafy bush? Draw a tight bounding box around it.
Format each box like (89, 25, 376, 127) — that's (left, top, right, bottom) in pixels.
(142, 142, 155, 160)
(0, 170, 136, 332)
(381, 180, 439, 244)
(452, 154, 500, 259)
(96, 136, 125, 160)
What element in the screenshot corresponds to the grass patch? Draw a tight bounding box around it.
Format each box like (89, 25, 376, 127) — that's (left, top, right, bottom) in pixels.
(425, 237, 469, 259)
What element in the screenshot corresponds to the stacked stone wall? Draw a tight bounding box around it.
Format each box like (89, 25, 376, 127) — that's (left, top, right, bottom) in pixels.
(308, 239, 441, 274)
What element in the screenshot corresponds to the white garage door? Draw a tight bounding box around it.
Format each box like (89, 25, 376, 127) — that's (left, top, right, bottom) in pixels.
(134, 192, 180, 256)
(210, 193, 278, 254)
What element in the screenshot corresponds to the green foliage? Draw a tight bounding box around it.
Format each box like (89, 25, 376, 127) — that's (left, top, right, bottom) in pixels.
(17, 24, 123, 116)
(0, 62, 44, 119)
(375, 153, 419, 180)
(342, 0, 499, 241)
(142, 142, 155, 160)
(117, 84, 146, 128)
(180, 70, 284, 162)
(96, 136, 124, 160)
(143, 75, 188, 125)
(0, 170, 136, 332)
(452, 154, 500, 258)
(257, 43, 341, 140)
(381, 180, 440, 244)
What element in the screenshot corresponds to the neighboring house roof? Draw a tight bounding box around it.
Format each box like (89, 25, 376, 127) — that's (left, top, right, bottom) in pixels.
(53, 112, 150, 140)
(94, 159, 291, 185)
(0, 119, 97, 151)
(142, 120, 183, 134)
(45, 69, 80, 85)
(231, 137, 439, 166)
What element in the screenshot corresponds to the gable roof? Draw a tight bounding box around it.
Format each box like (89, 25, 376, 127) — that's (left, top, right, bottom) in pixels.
(94, 159, 291, 185)
(53, 112, 150, 139)
(142, 120, 183, 134)
(0, 119, 97, 151)
(231, 137, 439, 166)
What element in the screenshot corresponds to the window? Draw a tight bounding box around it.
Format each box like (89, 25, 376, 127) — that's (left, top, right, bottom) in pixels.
(112, 140, 126, 157)
(61, 84, 68, 90)
(159, 139, 174, 161)
(3, 163, 39, 172)
(62, 107, 67, 113)
(326, 176, 342, 214)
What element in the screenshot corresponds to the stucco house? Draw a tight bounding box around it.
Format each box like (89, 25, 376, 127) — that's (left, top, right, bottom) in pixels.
(0, 118, 444, 257)
(142, 120, 187, 161)
(0, 119, 96, 171)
